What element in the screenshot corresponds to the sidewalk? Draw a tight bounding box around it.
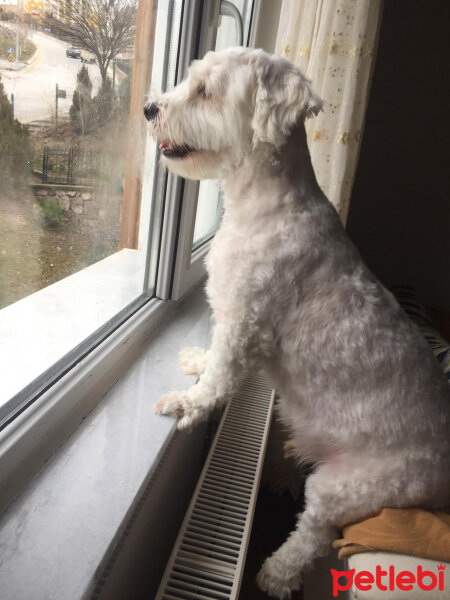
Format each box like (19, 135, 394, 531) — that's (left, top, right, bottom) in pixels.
(0, 44, 39, 72)
(0, 25, 40, 73)
(0, 58, 27, 71)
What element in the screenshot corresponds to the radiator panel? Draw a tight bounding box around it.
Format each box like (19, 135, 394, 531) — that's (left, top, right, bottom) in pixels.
(155, 373, 274, 600)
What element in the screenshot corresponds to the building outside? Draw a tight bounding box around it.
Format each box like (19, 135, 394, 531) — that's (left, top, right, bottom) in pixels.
(0, 0, 18, 15)
(22, 0, 63, 17)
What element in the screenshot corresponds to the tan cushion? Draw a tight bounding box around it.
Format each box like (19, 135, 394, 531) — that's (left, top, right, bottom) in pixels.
(345, 553, 449, 599)
(333, 508, 450, 562)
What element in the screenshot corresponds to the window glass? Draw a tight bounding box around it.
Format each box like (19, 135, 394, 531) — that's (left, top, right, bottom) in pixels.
(0, 0, 183, 425)
(1, 1, 143, 308)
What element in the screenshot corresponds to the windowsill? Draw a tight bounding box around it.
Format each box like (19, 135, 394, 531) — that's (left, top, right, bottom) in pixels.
(0, 285, 212, 600)
(0, 249, 147, 408)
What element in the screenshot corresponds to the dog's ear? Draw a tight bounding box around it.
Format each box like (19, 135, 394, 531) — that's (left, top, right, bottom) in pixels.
(251, 54, 322, 148)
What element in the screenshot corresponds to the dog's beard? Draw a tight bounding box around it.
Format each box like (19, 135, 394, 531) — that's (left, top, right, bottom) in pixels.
(159, 140, 195, 159)
(162, 150, 224, 180)
(150, 117, 234, 180)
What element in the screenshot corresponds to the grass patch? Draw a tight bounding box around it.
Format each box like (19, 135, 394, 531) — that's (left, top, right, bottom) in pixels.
(0, 25, 36, 62)
(0, 188, 115, 310)
(40, 197, 64, 228)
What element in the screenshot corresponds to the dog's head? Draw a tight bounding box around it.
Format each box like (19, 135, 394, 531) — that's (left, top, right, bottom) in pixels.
(144, 47, 322, 179)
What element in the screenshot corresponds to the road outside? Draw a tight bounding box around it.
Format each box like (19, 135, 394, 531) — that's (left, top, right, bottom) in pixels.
(1, 27, 102, 122)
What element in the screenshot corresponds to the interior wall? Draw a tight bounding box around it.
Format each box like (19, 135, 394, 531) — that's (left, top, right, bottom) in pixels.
(346, 0, 450, 310)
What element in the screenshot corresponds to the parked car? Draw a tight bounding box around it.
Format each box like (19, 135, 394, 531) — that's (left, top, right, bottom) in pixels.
(66, 48, 81, 59)
(80, 51, 96, 64)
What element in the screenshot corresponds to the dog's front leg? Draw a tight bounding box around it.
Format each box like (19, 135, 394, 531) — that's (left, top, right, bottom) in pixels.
(154, 319, 258, 430)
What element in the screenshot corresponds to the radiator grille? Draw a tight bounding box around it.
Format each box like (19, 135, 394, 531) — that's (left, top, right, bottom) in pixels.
(155, 373, 274, 600)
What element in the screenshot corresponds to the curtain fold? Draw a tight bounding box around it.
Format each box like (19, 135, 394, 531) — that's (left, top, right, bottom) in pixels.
(276, 0, 383, 223)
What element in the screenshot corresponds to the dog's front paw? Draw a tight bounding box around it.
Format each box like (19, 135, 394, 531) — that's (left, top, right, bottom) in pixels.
(154, 390, 205, 431)
(179, 347, 208, 376)
(154, 391, 189, 420)
(256, 554, 301, 600)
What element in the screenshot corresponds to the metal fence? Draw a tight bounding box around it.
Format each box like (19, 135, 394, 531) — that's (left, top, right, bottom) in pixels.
(41, 146, 108, 186)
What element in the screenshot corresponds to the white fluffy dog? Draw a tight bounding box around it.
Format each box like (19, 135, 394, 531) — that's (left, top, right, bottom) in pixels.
(145, 47, 450, 598)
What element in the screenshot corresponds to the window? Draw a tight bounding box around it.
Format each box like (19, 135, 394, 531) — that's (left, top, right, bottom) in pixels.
(0, 0, 254, 498)
(0, 0, 179, 428)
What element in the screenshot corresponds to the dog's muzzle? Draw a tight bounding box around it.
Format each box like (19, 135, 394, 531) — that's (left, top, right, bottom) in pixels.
(144, 101, 196, 159)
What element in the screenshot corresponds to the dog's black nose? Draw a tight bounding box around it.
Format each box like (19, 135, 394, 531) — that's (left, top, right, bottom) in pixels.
(144, 102, 159, 121)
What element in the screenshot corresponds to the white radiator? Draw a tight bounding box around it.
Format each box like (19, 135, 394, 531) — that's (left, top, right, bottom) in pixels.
(155, 373, 275, 600)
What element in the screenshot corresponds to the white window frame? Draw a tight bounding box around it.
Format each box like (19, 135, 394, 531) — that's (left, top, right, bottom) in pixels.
(168, 0, 251, 299)
(152, 0, 210, 301)
(165, 179, 211, 300)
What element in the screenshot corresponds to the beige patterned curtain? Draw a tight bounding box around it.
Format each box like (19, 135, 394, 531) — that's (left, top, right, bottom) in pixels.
(276, 0, 383, 223)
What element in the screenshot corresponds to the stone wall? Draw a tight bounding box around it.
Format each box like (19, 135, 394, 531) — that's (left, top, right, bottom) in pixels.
(34, 185, 123, 253)
(36, 187, 93, 216)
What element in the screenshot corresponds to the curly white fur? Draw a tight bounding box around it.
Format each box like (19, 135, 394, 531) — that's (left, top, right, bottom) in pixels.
(178, 347, 209, 375)
(146, 48, 450, 599)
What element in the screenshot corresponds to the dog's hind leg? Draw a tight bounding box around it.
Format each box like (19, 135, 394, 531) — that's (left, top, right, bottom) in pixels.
(256, 456, 430, 599)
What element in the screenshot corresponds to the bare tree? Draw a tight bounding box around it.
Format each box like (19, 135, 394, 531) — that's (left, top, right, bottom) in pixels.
(44, 0, 137, 84)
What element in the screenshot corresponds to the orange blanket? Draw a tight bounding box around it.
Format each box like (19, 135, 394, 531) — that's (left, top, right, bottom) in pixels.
(332, 508, 450, 561)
